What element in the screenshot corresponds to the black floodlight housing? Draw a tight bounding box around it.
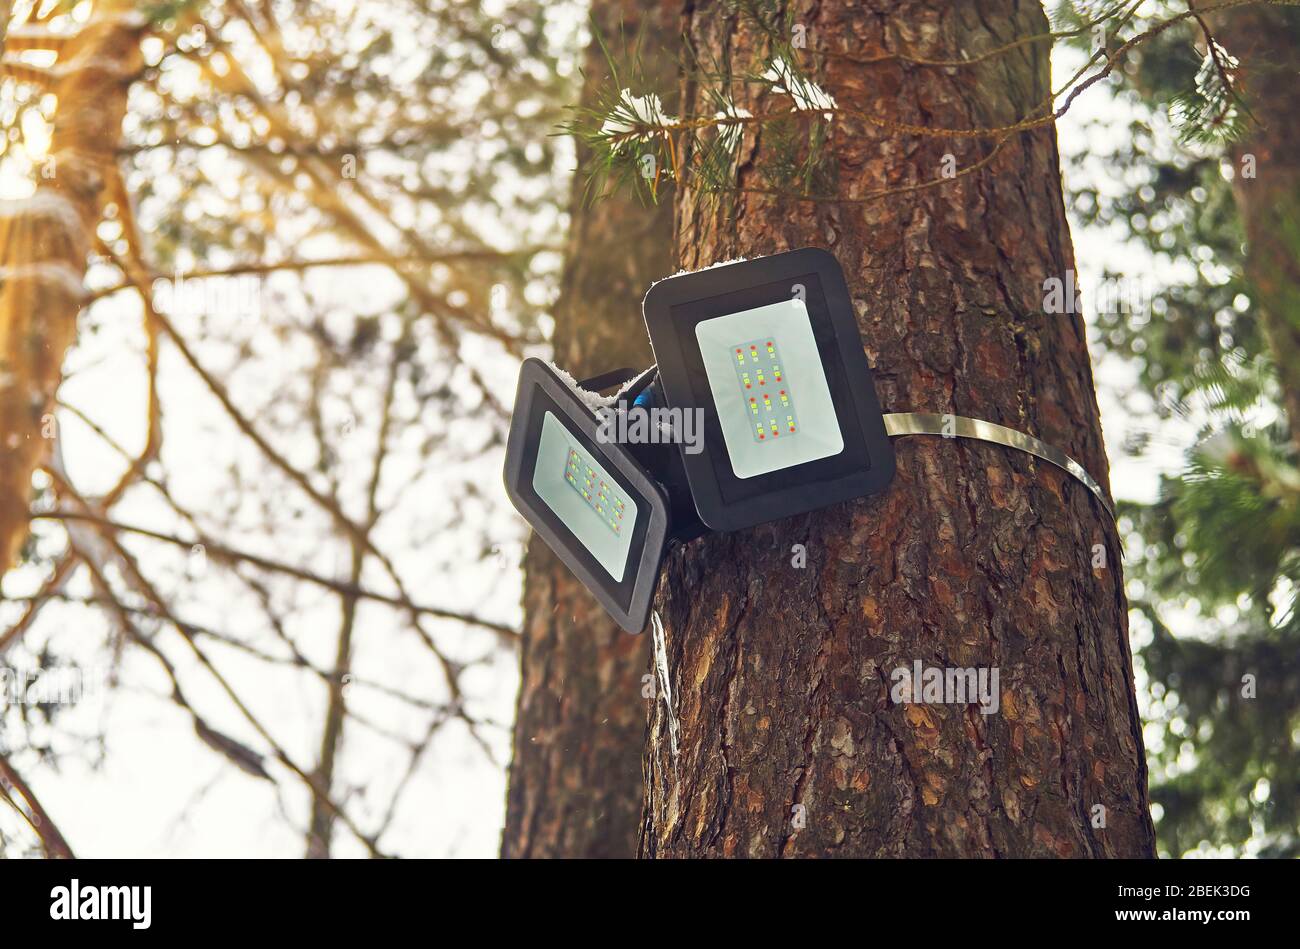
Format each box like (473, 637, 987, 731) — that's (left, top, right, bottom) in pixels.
(643, 248, 895, 531)
(503, 358, 672, 633)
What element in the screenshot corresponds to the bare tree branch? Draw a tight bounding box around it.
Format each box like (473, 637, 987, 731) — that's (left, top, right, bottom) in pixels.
(0, 754, 75, 858)
(29, 509, 518, 638)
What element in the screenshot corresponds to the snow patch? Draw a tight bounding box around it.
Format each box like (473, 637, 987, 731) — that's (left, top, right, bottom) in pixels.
(646, 255, 750, 297)
(713, 99, 753, 154)
(761, 56, 837, 116)
(0, 262, 86, 298)
(545, 361, 654, 414)
(598, 89, 678, 152)
(652, 611, 680, 759)
(0, 191, 84, 233)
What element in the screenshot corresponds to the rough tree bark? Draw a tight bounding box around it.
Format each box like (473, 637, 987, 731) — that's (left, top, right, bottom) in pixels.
(1216, 9, 1300, 450)
(0, 3, 144, 577)
(501, 0, 678, 858)
(641, 1, 1156, 857)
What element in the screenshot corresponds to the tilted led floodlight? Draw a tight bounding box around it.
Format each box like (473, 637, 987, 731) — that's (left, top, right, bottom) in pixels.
(643, 248, 895, 531)
(503, 358, 671, 633)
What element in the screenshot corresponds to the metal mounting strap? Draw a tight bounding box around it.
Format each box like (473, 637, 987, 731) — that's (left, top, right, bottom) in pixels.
(882, 412, 1114, 518)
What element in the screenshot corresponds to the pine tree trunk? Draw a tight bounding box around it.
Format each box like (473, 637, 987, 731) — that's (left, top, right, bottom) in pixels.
(0, 3, 144, 577)
(1217, 9, 1300, 450)
(641, 1, 1156, 858)
(500, 0, 678, 858)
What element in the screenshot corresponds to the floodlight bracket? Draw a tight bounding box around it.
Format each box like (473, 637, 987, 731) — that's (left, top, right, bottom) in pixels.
(577, 366, 647, 393)
(882, 412, 1114, 518)
(586, 366, 710, 545)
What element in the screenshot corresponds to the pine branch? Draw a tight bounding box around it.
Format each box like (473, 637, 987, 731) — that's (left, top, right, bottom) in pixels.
(567, 0, 1299, 206)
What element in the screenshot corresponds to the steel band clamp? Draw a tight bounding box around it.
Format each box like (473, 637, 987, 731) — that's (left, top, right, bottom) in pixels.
(882, 412, 1115, 518)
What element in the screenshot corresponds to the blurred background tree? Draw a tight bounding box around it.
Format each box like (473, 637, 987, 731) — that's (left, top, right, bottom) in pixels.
(1058, 1, 1300, 856)
(500, 0, 676, 859)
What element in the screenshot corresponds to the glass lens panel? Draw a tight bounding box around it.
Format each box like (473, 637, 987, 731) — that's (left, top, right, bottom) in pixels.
(530, 411, 638, 580)
(695, 298, 844, 479)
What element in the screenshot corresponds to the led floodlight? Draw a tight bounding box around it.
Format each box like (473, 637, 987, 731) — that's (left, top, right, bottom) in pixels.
(643, 248, 895, 531)
(503, 358, 671, 633)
